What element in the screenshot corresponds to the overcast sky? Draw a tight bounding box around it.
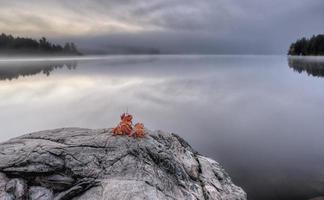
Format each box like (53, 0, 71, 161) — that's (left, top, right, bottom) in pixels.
(1, 0, 323, 54)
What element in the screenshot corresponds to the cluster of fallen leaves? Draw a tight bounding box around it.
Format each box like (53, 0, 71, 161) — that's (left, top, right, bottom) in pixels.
(112, 113, 145, 137)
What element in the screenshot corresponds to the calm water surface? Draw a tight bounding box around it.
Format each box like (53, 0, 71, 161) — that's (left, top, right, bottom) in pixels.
(1, 55, 324, 200)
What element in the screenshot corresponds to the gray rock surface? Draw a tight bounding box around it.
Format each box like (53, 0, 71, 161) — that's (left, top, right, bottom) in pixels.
(0, 128, 246, 200)
(5, 178, 27, 200)
(28, 187, 54, 200)
(0, 173, 9, 199)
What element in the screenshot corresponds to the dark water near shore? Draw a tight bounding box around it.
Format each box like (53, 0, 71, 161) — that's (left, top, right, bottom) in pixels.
(1, 55, 324, 200)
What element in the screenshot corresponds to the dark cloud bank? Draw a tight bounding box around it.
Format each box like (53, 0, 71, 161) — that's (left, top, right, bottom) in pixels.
(1, 0, 324, 53)
(51, 0, 324, 54)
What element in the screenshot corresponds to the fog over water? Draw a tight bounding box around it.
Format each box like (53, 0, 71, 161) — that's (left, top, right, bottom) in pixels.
(1, 55, 324, 199)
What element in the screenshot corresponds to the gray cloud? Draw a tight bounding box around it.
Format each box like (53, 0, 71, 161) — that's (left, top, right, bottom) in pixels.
(0, 0, 323, 54)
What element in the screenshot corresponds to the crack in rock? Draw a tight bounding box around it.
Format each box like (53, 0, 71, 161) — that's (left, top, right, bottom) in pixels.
(0, 128, 247, 200)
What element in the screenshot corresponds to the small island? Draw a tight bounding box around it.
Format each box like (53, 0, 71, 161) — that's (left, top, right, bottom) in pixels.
(0, 33, 81, 56)
(288, 34, 324, 56)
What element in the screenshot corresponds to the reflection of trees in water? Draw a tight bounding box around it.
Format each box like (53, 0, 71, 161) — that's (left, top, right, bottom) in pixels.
(0, 60, 77, 81)
(288, 57, 324, 78)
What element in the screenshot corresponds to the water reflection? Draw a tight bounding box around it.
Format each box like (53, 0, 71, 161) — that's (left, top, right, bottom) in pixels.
(0, 56, 160, 81)
(288, 56, 324, 77)
(1, 55, 324, 200)
(0, 60, 77, 81)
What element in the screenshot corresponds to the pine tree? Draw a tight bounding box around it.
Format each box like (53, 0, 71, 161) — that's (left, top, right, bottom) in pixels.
(288, 34, 324, 56)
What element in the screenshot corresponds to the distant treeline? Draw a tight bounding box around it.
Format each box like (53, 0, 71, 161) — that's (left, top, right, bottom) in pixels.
(288, 34, 324, 56)
(0, 33, 81, 55)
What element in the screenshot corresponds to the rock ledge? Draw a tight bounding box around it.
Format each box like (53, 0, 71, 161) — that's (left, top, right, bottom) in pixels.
(0, 128, 246, 200)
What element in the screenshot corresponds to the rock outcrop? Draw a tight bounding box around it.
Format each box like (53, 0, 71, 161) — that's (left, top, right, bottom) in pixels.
(0, 128, 246, 200)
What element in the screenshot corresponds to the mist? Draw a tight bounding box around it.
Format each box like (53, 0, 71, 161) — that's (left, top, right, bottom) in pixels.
(0, 0, 323, 54)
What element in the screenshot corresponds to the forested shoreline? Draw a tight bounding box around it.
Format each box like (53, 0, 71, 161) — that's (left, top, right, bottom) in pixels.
(288, 34, 324, 56)
(0, 33, 81, 55)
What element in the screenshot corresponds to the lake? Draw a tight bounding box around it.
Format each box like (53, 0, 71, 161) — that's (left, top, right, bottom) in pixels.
(1, 55, 324, 200)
